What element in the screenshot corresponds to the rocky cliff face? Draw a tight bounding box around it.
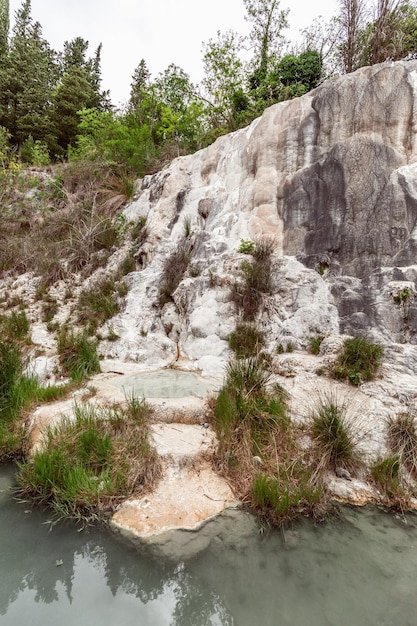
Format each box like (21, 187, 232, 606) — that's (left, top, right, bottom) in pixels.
(101, 60, 417, 376)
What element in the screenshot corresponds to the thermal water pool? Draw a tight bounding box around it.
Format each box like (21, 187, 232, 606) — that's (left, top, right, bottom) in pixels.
(1, 465, 416, 626)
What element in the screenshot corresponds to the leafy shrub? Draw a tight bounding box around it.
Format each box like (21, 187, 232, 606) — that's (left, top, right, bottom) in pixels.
(57, 328, 100, 381)
(331, 336, 383, 385)
(15, 398, 161, 524)
(310, 392, 361, 471)
(237, 239, 255, 254)
(229, 323, 265, 358)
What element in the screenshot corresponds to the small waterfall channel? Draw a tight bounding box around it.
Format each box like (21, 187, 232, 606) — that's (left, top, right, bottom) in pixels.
(1, 464, 417, 626)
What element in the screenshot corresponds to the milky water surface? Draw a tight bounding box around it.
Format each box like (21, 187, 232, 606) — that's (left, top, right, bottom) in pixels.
(1, 464, 416, 626)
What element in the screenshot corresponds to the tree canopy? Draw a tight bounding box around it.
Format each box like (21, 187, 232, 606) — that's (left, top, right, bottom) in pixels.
(1, 0, 416, 172)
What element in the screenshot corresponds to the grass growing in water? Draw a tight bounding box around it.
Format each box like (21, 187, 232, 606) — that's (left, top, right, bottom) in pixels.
(331, 335, 383, 385)
(211, 355, 323, 525)
(15, 398, 161, 524)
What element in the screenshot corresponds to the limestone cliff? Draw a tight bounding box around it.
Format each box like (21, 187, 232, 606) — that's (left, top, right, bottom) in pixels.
(98, 60, 417, 376)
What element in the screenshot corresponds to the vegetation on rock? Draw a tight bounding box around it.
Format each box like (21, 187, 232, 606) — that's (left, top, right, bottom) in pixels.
(15, 398, 161, 525)
(331, 336, 384, 386)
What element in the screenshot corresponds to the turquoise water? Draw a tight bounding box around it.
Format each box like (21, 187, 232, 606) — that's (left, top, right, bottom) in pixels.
(1, 464, 417, 626)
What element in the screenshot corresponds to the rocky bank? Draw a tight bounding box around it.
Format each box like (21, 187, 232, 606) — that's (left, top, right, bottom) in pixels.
(4, 60, 417, 552)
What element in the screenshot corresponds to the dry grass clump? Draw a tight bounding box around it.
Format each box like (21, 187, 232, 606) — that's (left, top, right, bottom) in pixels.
(158, 241, 192, 307)
(15, 397, 162, 525)
(387, 411, 417, 476)
(0, 164, 131, 284)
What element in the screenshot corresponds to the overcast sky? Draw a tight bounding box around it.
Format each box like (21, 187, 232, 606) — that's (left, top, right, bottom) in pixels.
(9, 0, 339, 107)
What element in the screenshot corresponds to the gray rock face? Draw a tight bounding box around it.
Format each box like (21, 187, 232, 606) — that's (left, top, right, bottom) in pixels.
(110, 61, 417, 371)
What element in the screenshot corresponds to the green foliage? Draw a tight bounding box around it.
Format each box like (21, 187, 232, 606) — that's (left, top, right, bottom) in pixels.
(21, 136, 50, 166)
(0, 335, 70, 460)
(0, 0, 9, 60)
(252, 470, 323, 520)
(231, 239, 273, 321)
(393, 287, 411, 305)
(237, 238, 255, 254)
(229, 322, 265, 358)
(331, 336, 383, 386)
(57, 327, 100, 381)
(308, 335, 324, 355)
(310, 392, 361, 470)
(77, 275, 125, 333)
(371, 455, 401, 496)
(0, 0, 56, 147)
(212, 355, 325, 525)
(0, 309, 30, 341)
(15, 398, 161, 524)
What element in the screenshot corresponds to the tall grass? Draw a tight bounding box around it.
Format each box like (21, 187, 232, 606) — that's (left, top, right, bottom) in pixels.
(158, 242, 192, 307)
(309, 391, 361, 472)
(229, 322, 265, 359)
(211, 355, 323, 525)
(0, 337, 70, 461)
(387, 411, 417, 476)
(15, 398, 161, 524)
(231, 238, 273, 321)
(57, 328, 100, 381)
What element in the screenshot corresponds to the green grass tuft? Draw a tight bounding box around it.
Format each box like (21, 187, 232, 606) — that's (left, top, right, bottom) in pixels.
(57, 328, 100, 381)
(310, 391, 361, 471)
(331, 335, 383, 385)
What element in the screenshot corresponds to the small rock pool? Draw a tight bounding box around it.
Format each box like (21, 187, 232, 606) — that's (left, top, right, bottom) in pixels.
(111, 369, 220, 399)
(1, 464, 417, 626)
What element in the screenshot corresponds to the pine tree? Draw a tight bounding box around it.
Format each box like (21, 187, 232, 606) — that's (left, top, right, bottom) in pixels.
(0, 0, 57, 147)
(0, 0, 9, 59)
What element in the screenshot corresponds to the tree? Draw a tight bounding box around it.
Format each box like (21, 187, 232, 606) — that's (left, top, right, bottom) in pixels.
(0, 0, 9, 59)
(60, 37, 109, 110)
(0, 0, 57, 147)
(202, 29, 247, 128)
(128, 58, 150, 113)
(338, 0, 368, 72)
(51, 65, 97, 154)
(244, 0, 289, 82)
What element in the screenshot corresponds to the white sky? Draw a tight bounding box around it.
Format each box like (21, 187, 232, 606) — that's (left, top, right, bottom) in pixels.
(9, 0, 339, 107)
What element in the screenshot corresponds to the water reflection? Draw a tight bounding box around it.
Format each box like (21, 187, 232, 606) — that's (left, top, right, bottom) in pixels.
(0, 465, 232, 625)
(1, 465, 417, 626)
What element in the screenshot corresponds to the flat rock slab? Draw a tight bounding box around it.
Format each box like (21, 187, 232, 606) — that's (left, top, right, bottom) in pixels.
(110, 462, 237, 546)
(150, 423, 215, 457)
